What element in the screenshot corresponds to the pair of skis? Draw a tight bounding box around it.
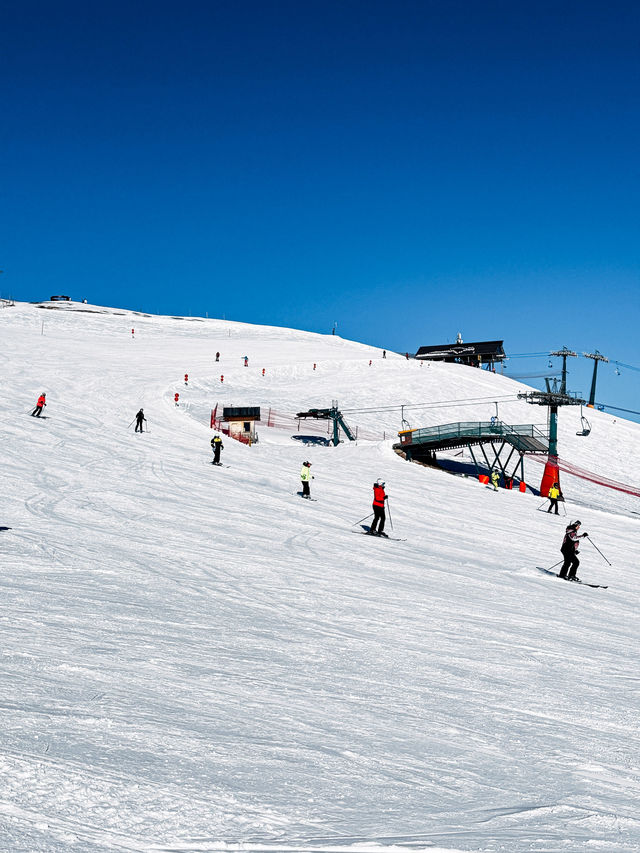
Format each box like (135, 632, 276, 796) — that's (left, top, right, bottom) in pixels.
(353, 525, 406, 542)
(537, 567, 608, 589)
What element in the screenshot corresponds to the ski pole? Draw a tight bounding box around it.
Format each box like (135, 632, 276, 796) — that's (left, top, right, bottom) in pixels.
(127, 419, 136, 428)
(386, 498, 394, 531)
(537, 499, 549, 510)
(586, 536, 612, 566)
(353, 511, 374, 527)
(547, 559, 563, 571)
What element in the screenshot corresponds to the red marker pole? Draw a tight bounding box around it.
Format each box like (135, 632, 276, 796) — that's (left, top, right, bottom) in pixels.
(220, 375, 224, 383)
(184, 373, 189, 386)
(174, 393, 180, 406)
(131, 328, 135, 338)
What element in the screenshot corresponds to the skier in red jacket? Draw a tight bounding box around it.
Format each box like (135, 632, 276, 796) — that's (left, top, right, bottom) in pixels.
(368, 479, 388, 537)
(31, 393, 46, 417)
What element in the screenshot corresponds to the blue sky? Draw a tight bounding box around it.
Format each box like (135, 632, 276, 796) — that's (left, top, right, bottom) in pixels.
(1, 1, 638, 415)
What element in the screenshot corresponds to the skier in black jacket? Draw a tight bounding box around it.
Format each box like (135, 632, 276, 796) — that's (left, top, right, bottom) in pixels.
(559, 520, 588, 581)
(211, 434, 224, 465)
(135, 409, 146, 433)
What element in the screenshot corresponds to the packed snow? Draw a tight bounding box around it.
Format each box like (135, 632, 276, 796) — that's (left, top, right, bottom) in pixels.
(1, 301, 639, 853)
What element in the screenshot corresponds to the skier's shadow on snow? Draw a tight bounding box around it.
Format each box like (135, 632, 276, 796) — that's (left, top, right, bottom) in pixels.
(0, 526, 12, 532)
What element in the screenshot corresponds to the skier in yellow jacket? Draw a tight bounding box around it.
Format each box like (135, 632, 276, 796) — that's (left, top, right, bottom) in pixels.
(300, 461, 313, 498)
(547, 482, 561, 515)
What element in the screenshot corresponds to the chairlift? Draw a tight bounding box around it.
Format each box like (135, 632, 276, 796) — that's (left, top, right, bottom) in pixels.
(548, 360, 553, 368)
(576, 404, 591, 437)
(615, 367, 621, 375)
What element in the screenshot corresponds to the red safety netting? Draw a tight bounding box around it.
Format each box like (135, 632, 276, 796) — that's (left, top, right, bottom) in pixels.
(528, 454, 640, 498)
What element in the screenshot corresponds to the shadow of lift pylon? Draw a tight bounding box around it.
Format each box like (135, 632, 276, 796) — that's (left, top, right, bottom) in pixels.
(295, 401, 355, 446)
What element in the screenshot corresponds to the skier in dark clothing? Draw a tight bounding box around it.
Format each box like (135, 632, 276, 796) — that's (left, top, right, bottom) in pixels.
(559, 520, 588, 581)
(135, 409, 146, 432)
(211, 434, 224, 464)
(31, 393, 46, 417)
(368, 479, 388, 536)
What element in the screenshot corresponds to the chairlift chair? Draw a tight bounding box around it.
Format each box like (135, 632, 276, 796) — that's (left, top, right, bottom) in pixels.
(576, 404, 591, 436)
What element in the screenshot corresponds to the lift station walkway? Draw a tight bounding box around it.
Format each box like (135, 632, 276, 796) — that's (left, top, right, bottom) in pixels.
(395, 420, 549, 486)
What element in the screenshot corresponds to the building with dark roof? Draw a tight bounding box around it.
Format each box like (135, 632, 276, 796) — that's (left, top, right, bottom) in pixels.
(415, 340, 505, 370)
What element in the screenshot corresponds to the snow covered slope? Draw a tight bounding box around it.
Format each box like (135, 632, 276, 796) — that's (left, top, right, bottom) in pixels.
(2, 301, 639, 853)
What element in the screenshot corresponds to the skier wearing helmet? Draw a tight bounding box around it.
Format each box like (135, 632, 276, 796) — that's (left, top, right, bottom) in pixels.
(368, 479, 388, 536)
(559, 520, 588, 581)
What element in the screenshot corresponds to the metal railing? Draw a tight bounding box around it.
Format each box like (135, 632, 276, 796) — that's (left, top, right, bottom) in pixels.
(401, 420, 548, 445)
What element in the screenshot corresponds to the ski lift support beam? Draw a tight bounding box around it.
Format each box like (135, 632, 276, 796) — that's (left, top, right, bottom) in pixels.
(583, 350, 609, 408)
(549, 347, 577, 396)
(517, 391, 584, 457)
(295, 401, 355, 446)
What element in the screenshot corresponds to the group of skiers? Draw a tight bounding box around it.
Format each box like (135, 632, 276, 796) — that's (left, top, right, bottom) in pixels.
(32, 393, 597, 580)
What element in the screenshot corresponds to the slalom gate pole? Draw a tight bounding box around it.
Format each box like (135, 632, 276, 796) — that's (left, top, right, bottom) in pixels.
(386, 499, 394, 531)
(586, 536, 612, 566)
(353, 511, 374, 528)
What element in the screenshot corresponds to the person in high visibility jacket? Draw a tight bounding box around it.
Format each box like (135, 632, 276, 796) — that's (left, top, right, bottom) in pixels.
(490, 470, 500, 491)
(300, 461, 313, 498)
(368, 479, 388, 536)
(547, 482, 561, 514)
(31, 393, 46, 417)
(211, 434, 224, 465)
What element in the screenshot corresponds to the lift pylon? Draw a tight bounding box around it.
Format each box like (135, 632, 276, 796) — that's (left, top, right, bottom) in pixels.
(583, 350, 609, 407)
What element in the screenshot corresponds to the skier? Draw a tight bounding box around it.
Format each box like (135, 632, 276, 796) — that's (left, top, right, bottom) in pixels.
(31, 393, 46, 417)
(215, 351, 220, 362)
(490, 470, 500, 491)
(243, 356, 249, 367)
(382, 350, 386, 358)
(300, 461, 313, 498)
(547, 482, 562, 514)
(558, 520, 588, 581)
(211, 434, 224, 465)
(134, 409, 146, 433)
(368, 479, 388, 536)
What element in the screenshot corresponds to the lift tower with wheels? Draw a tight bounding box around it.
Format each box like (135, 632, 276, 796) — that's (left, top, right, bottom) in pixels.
(295, 401, 355, 447)
(549, 347, 577, 395)
(518, 383, 584, 498)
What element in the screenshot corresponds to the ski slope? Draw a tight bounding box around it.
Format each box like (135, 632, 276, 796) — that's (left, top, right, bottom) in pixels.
(1, 301, 639, 853)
